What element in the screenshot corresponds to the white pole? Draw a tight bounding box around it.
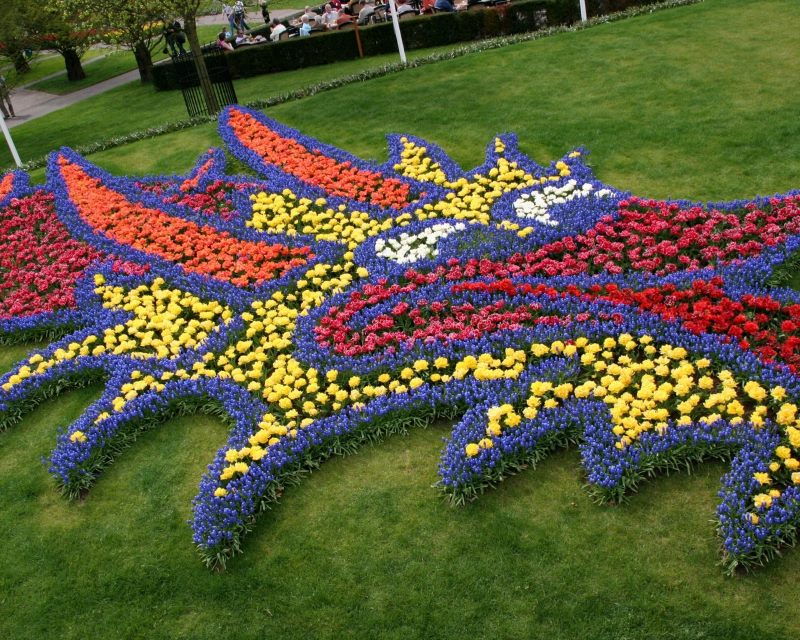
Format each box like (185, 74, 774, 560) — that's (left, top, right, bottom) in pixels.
(387, 0, 407, 65)
(0, 115, 22, 168)
(579, 0, 587, 22)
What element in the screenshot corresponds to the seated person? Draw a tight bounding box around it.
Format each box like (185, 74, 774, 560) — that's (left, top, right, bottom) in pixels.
(322, 4, 340, 28)
(291, 6, 322, 30)
(269, 18, 287, 40)
(217, 31, 234, 50)
(357, 0, 376, 24)
(293, 6, 317, 26)
(238, 30, 268, 44)
(434, 0, 455, 9)
(299, 15, 313, 35)
(395, 0, 416, 15)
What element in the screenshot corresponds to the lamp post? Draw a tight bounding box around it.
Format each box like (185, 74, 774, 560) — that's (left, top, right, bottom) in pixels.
(0, 115, 22, 168)
(387, 0, 408, 65)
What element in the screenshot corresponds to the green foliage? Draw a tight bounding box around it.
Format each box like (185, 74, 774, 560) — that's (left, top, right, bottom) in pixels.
(61, 0, 166, 48)
(15, 23, 220, 93)
(0, 0, 34, 74)
(26, 1, 98, 56)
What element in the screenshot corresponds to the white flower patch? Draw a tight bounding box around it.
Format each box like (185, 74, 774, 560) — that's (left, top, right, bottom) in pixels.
(513, 180, 614, 225)
(375, 222, 467, 264)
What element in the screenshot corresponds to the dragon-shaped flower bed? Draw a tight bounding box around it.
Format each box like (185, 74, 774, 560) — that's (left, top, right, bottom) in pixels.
(1, 106, 799, 572)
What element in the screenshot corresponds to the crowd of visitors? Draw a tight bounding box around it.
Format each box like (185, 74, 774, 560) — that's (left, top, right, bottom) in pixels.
(211, 0, 500, 51)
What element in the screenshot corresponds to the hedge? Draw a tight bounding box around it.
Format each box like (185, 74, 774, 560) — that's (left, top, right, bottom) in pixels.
(152, 0, 660, 90)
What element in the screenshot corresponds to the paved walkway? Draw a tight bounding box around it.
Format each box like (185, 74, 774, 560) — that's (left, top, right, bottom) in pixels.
(3, 10, 297, 130)
(7, 70, 142, 129)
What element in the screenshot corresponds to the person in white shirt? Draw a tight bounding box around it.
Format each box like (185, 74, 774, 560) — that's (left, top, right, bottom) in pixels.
(322, 3, 340, 28)
(233, 0, 251, 29)
(299, 15, 312, 35)
(222, 4, 237, 34)
(357, 0, 375, 24)
(395, 0, 416, 15)
(269, 18, 287, 41)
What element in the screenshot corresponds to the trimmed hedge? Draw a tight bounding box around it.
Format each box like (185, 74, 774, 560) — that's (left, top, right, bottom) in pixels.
(153, 0, 660, 90)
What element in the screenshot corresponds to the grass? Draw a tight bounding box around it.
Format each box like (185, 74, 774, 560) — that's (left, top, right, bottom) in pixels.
(2, 48, 109, 88)
(27, 51, 145, 94)
(2, 0, 800, 638)
(1, 392, 799, 640)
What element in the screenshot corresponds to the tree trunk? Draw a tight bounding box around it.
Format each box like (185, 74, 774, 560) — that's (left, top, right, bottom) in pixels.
(11, 49, 31, 74)
(182, 16, 219, 115)
(62, 48, 86, 81)
(133, 41, 153, 83)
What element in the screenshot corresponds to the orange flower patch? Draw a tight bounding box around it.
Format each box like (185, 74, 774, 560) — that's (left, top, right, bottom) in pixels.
(57, 155, 313, 288)
(0, 173, 14, 201)
(179, 156, 214, 193)
(227, 108, 413, 209)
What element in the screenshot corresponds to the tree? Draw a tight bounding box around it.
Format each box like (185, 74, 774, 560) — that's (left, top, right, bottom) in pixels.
(163, 0, 220, 114)
(0, 0, 33, 76)
(27, 3, 97, 82)
(59, 0, 168, 83)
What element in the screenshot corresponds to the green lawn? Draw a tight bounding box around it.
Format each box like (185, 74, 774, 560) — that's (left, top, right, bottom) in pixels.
(2, 1, 800, 638)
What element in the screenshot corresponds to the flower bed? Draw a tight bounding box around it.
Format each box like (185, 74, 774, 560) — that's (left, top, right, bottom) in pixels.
(1, 105, 800, 572)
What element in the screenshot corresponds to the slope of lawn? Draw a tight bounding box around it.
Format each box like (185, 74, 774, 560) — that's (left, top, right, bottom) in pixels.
(2, 1, 800, 639)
